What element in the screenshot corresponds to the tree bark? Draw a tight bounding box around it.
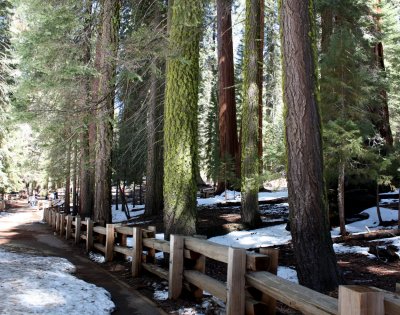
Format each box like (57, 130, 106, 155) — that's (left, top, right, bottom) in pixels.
(338, 161, 346, 236)
(216, 0, 240, 193)
(145, 2, 164, 217)
(257, 0, 264, 171)
(240, 0, 262, 228)
(280, 0, 342, 292)
(72, 139, 78, 215)
(163, 0, 203, 238)
(372, 0, 393, 148)
(64, 142, 71, 214)
(79, 0, 94, 219)
(93, 0, 120, 225)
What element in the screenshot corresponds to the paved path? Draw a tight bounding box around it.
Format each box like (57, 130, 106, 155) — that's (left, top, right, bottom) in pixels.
(0, 202, 166, 315)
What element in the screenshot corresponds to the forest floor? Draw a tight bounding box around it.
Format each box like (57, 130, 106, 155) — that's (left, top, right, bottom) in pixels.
(106, 199, 400, 315)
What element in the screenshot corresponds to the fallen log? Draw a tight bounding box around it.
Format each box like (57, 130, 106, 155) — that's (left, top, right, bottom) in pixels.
(333, 229, 400, 243)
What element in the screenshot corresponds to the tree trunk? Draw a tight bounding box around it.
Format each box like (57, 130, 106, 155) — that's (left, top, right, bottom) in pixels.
(145, 2, 164, 217)
(79, 0, 94, 219)
(257, 0, 264, 171)
(338, 161, 346, 236)
(372, 0, 393, 148)
(240, 0, 262, 228)
(72, 140, 78, 215)
(376, 182, 383, 225)
(163, 0, 203, 238)
(320, 5, 333, 55)
(216, 0, 240, 193)
(280, 0, 342, 292)
(93, 0, 120, 226)
(64, 142, 71, 214)
(398, 189, 400, 229)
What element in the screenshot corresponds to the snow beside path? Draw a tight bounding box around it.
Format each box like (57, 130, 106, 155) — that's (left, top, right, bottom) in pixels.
(209, 206, 399, 263)
(208, 224, 291, 248)
(197, 189, 288, 206)
(0, 249, 115, 314)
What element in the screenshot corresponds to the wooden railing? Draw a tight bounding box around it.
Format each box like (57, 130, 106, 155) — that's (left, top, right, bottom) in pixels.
(43, 207, 400, 315)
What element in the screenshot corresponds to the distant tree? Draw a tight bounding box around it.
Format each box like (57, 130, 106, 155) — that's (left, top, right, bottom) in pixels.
(280, 0, 342, 292)
(240, 0, 262, 228)
(163, 0, 203, 237)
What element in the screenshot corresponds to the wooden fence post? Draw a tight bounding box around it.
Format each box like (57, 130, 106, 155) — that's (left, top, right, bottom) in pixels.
(257, 248, 279, 315)
(169, 235, 184, 300)
(74, 216, 81, 244)
(55, 213, 60, 232)
(132, 227, 142, 277)
(147, 226, 157, 263)
(60, 213, 66, 237)
(86, 218, 93, 252)
(65, 215, 73, 239)
(339, 285, 384, 315)
(191, 235, 206, 299)
(227, 247, 246, 315)
(105, 224, 115, 262)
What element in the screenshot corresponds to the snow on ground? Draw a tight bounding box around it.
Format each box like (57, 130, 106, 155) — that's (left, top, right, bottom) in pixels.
(112, 204, 144, 223)
(372, 236, 400, 256)
(0, 249, 115, 314)
(197, 189, 288, 206)
(331, 207, 398, 236)
(208, 224, 291, 249)
(278, 266, 298, 283)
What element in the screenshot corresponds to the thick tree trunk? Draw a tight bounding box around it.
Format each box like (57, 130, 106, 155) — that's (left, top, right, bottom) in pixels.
(338, 162, 346, 236)
(163, 0, 203, 238)
(240, 0, 262, 228)
(145, 3, 164, 217)
(216, 0, 239, 193)
(280, 0, 342, 292)
(64, 142, 71, 214)
(93, 0, 120, 225)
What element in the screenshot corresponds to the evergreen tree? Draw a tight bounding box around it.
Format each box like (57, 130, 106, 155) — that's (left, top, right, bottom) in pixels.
(163, 0, 203, 237)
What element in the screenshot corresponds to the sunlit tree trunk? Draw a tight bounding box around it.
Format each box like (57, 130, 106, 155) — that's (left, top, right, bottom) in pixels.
(280, 0, 342, 292)
(93, 0, 120, 225)
(241, 0, 262, 228)
(163, 0, 203, 237)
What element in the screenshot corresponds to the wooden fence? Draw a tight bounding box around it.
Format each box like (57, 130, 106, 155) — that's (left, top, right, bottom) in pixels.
(43, 207, 400, 315)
